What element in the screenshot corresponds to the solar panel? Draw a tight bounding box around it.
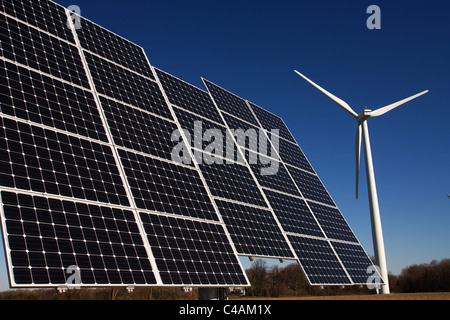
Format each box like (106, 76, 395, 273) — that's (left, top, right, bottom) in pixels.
(215, 199, 294, 259)
(0, 117, 130, 206)
(287, 235, 351, 285)
(84, 52, 171, 119)
(156, 69, 223, 125)
(0, 0, 75, 43)
(263, 189, 325, 238)
(277, 138, 315, 174)
(1, 191, 156, 286)
(118, 149, 218, 222)
(0, 0, 383, 289)
(0, 60, 108, 142)
(76, 16, 154, 78)
(0, 0, 249, 288)
(203, 79, 259, 126)
(140, 213, 248, 286)
(331, 241, 383, 285)
(0, 13, 88, 87)
(248, 101, 297, 144)
(100, 96, 179, 162)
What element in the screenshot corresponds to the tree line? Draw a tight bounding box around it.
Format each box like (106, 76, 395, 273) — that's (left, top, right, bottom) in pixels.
(245, 258, 450, 297)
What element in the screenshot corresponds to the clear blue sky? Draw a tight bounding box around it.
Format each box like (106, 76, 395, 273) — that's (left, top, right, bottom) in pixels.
(1, 0, 449, 291)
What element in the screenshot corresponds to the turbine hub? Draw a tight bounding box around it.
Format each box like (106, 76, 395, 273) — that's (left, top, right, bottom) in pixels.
(357, 110, 372, 123)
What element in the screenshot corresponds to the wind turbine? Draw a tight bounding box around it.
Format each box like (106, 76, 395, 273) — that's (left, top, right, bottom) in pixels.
(295, 70, 428, 294)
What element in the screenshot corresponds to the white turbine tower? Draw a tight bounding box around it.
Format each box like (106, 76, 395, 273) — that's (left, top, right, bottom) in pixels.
(295, 70, 428, 294)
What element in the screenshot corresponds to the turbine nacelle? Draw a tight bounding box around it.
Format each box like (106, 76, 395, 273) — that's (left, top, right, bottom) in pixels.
(357, 110, 373, 123)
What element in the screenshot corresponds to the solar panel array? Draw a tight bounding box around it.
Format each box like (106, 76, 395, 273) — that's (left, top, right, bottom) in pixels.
(0, 0, 382, 288)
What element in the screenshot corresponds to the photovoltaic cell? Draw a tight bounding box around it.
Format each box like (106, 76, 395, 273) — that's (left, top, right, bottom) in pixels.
(76, 16, 154, 79)
(0, 14, 89, 88)
(85, 52, 172, 120)
(215, 199, 293, 259)
(140, 213, 248, 286)
(119, 149, 219, 222)
(1, 191, 157, 286)
(0, 118, 130, 206)
(289, 166, 335, 206)
(248, 101, 297, 144)
(264, 189, 325, 238)
(331, 242, 383, 285)
(203, 79, 259, 125)
(0, 0, 75, 43)
(0, 60, 108, 142)
(288, 235, 351, 285)
(100, 96, 179, 162)
(199, 162, 267, 208)
(156, 69, 223, 124)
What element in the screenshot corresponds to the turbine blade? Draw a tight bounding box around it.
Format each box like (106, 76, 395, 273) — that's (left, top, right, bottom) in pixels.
(294, 70, 358, 118)
(369, 90, 429, 117)
(356, 124, 362, 199)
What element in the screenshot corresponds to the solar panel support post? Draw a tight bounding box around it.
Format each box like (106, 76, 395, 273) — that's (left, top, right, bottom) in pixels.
(198, 288, 228, 300)
(362, 121, 390, 294)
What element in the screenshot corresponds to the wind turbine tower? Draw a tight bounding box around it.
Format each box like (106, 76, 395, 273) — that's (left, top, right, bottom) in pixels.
(295, 70, 428, 294)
